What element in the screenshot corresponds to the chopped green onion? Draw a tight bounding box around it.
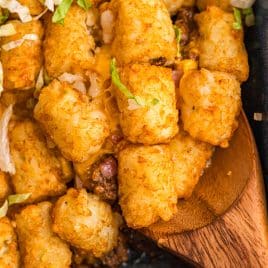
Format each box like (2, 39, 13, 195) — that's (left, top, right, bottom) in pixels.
(77, 0, 92, 11)
(173, 25, 182, 58)
(110, 58, 142, 105)
(173, 25, 181, 44)
(0, 200, 8, 218)
(242, 7, 253, 16)
(8, 193, 31, 206)
(52, 0, 73, 24)
(242, 8, 255, 27)
(233, 7, 242, 30)
(0, 10, 9, 25)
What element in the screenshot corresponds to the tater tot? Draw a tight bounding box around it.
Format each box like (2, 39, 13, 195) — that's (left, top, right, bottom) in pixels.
(44, 5, 95, 78)
(195, 6, 249, 82)
(169, 131, 214, 198)
(111, 0, 177, 65)
(0, 172, 11, 202)
(52, 188, 120, 257)
(179, 68, 241, 148)
(18, 0, 44, 15)
(1, 20, 43, 90)
(163, 0, 195, 14)
(34, 80, 110, 162)
(197, 0, 231, 11)
(15, 202, 72, 268)
(118, 145, 178, 229)
(115, 64, 178, 145)
(9, 119, 71, 203)
(0, 217, 20, 268)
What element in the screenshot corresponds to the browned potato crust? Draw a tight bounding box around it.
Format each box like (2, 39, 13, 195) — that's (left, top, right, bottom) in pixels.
(44, 4, 95, 78)
(0, 172, 11, 202)
(179, 69, 241, 148)
(164, 0, 195, 14)
(15, 202, 72, 268)
(1, 20, 44, 90)
(196, 0, 231, 11)
(115, 64, 178, 145)
(169, 131, 214, 198)
(118, 145, 178, 229)
(34, 80, 110, 162)
(195, 6, 249, 82)
(0, 217, 20, 268)
(9, 119, 70, 203)
(18, 0, 44, 15)
(111, 0, 177, 65)
(52, 188, 120, 257)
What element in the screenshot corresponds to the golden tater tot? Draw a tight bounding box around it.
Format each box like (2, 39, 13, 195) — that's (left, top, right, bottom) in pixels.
(0, 172, 11, 202)
(163, 0, 195, 14)
(9, 119, 71, 203)
(111, 0, 177, 65)
(52, 188, 120, 257)
(34, 80, 110, 162)
(197, 0, 231, 11)
(115, 64, 178, 145)
(169, 131, 214, 198)
(1, 20, 43, 90)
(0, 217, 20, 268)
(18, 0, 44, 15)
(195, 6, 249, 82)
(179, 69, 241, 148)
(118, 145, 178, 229)
(15, 202, 72, 268)
(44, 5, 95, 78)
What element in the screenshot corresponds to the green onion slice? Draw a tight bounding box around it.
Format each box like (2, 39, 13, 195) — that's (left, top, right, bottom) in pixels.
(110, 58, 142, 105)
(8, 193, 31, 206)
(173, 25, 182, 57)
(233, 7, 242, 30)
(0, 10, 9, 26)
(77, 0, 92, 11)
(242, 7, 253, 15)
(52, 0, 73, 24)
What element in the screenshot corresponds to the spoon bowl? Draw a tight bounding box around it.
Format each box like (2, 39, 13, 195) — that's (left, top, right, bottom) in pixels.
(143, 111, 268, 266)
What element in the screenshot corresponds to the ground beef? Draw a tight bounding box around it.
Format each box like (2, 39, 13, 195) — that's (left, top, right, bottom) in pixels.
(88, 156, 118, 204)
(72, 233, 128, 268)
(174, 7, 195, 46)
(101, 234, 129, 268)
(149, 57, 167, 66)
(174, 7, 199, 60)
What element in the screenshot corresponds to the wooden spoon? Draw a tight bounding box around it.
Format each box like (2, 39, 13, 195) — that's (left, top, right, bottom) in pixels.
(143, 111, 268, 267)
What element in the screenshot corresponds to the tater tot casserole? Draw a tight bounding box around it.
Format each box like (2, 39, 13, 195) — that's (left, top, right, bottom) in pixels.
(0, 0, 253, 266)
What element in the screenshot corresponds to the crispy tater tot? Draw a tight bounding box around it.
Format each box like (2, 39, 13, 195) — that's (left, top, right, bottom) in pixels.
(0, 20, 43, 90)
(169, 131, 214, 198)
(0, 217, 20, 268)
(34, 80, 110, 162)
(115, 64, 178, 145)
(18, 0, 44, 15)
(9, 119, 71, 203)
(195, 6, 249, 82)
(163, 0, 195, 14)
(111, 0, 177, 65)
(179, 68, 241, 148)
(118, 145, 178, 229)
(44, 5, 95, 78)
(15, 202, 72, 268)
(0, 172, 11, 202)
(52, 188, 120, 257)
(196, 0, 231, 11)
